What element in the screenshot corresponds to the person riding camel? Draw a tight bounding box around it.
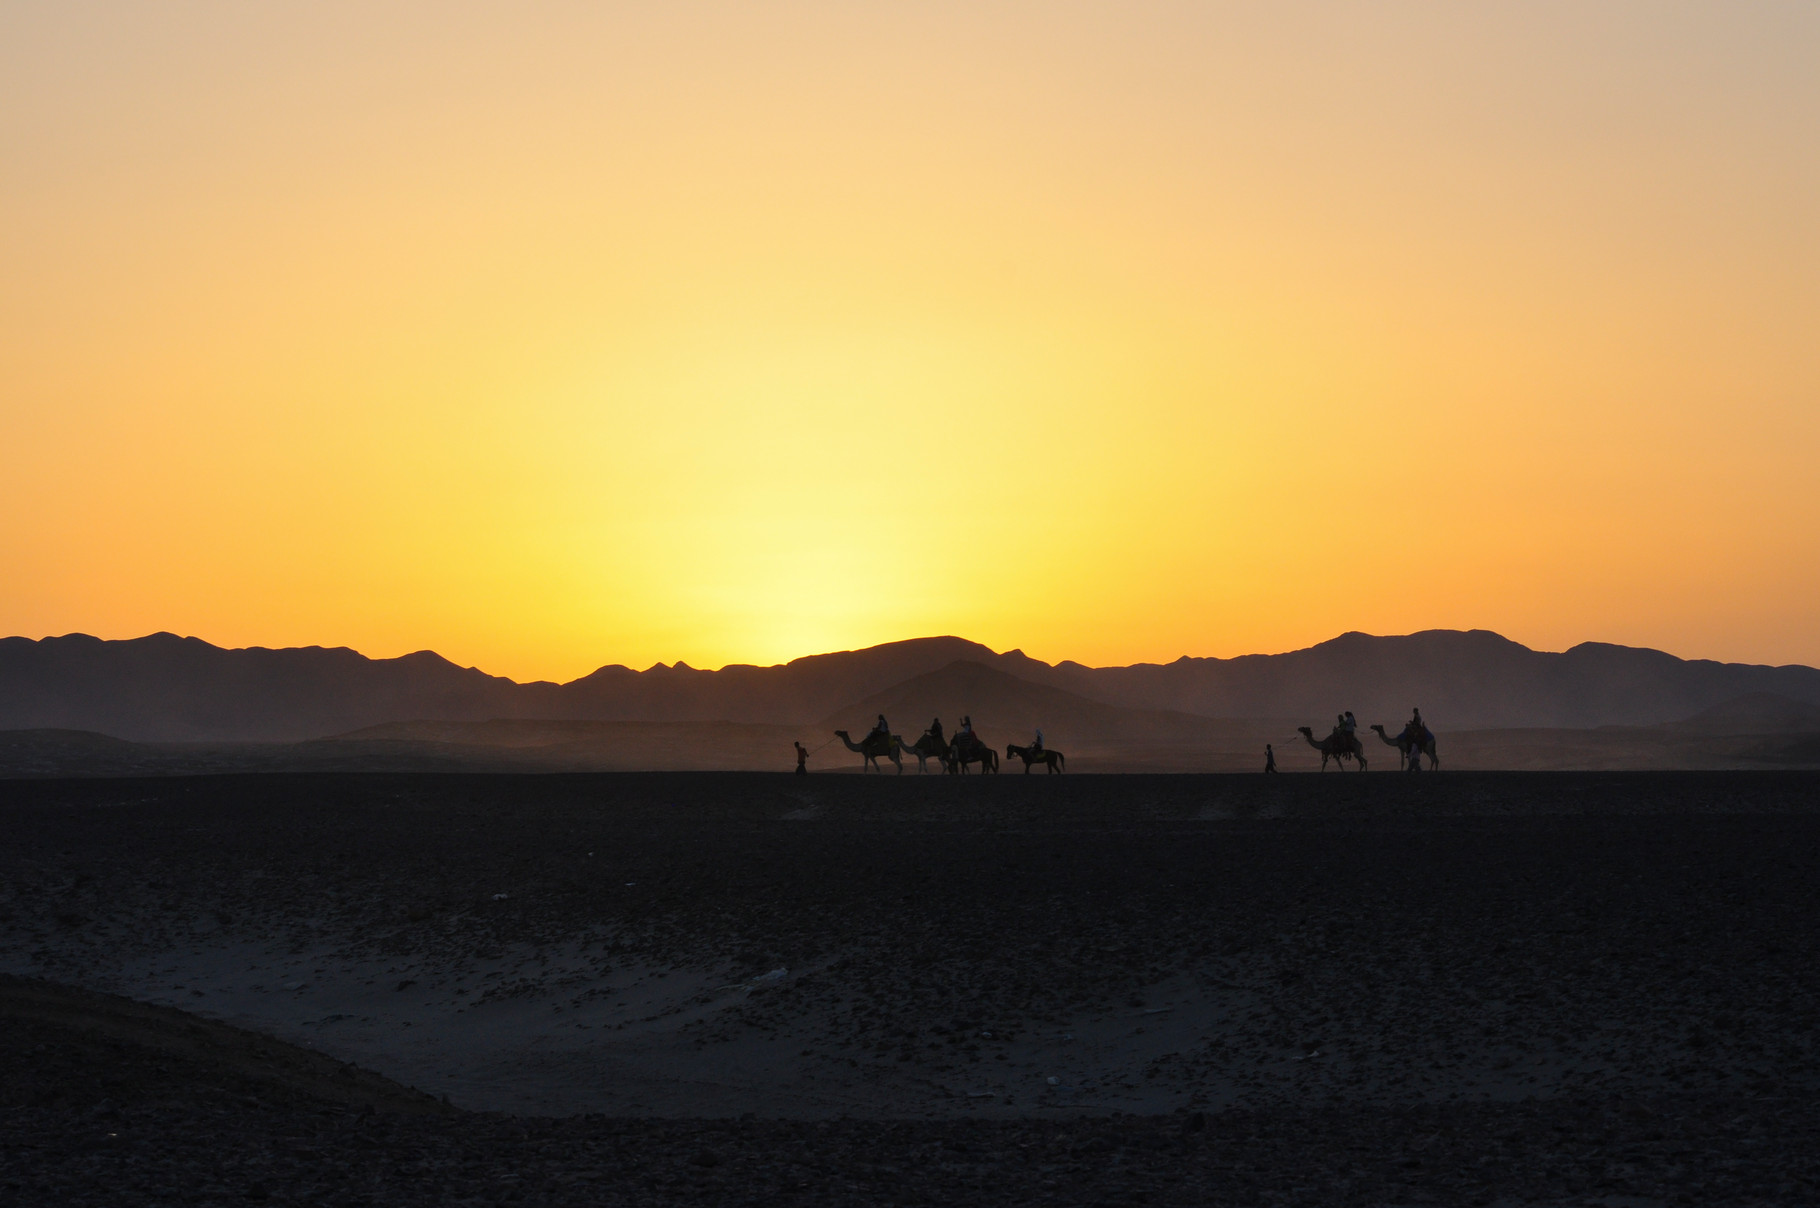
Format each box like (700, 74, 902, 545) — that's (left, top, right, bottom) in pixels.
(1343, 711, 1358, 737)
(957, 715, 975, 752)
(868, 714, 890, 746)
(1407, 708, 1428, 745)
(927, 718, 944, 744)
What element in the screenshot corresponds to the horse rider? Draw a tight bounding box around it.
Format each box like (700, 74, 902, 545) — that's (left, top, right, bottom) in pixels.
(957, 715, 975, 751)
(1031, 728, 1044, 753)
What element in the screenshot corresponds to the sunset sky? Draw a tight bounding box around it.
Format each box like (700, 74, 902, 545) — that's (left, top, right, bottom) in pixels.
(4, 2, 1818, 682)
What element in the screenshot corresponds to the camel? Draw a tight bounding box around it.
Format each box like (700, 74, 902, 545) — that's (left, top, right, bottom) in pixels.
(833, 729, 903, 774)
(945, 736, 998, 774)
(1006, 743, 1065, 774)
(1369, 723, 1439, 771)
(902, 732, 950, 774)
(1296, 725, 1368, 772)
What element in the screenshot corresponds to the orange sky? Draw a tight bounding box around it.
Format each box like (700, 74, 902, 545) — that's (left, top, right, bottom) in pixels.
(4, 2, 1818, 682)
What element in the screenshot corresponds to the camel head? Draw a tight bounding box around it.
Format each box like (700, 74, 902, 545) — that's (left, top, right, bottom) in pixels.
(1369, 724, 1386, 735)
(1296, 726, 1313, 738)
(833, 729, 850, 739)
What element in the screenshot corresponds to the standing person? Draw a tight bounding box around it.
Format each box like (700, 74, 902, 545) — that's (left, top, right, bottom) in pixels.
(794, 741, 808, 775)
(1264, 743, 1278, 773)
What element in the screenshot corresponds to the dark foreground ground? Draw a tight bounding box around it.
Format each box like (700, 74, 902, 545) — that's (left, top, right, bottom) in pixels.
(4, 770, 1819, 1205)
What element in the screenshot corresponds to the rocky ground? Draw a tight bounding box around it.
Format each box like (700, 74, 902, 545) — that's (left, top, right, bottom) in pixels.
(3, 770, 1819, 1204)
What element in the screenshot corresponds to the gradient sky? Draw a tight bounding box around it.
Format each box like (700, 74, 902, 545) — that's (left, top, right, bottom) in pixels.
(4, 2, 1818, 682)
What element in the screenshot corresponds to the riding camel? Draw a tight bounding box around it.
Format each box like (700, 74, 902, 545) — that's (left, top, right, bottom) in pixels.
(1006, 743, 1065, 774)
(902, 732, 950, 774)
(945, 736, 998, 774)
(1296, 725, 1368, 771)
(1369, 723, 1439, 771)
(833, 729, 903, 774)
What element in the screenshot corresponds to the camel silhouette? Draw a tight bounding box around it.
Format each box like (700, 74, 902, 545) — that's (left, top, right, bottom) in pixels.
(1296, 725, 1367, 772)
(945, 736, 998, 774)
(902, 732, 950, 774)
(1369, 723, 1439, 771)
(833, 729, 903, 774)
(1006, 743, 1065, 774)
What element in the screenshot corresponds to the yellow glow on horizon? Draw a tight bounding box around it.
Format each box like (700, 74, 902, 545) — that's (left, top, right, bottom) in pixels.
(3, 2, 1818, 682)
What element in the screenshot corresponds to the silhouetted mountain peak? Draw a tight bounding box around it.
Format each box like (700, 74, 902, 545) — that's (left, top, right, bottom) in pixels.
(782, 635, 997, 670)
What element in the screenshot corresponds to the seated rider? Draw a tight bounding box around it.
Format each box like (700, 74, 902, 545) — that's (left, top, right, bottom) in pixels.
(1031, 728, 1044, 752)
(928, 717, 944, 744)
(1406, 707, 1426, 744)
(957, 715, 975, 750)
(1343, 711, 1357, 737)
(868, 714, 889, 743)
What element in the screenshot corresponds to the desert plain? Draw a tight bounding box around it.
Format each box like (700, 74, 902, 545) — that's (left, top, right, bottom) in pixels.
(4, 769, 1819, 1205)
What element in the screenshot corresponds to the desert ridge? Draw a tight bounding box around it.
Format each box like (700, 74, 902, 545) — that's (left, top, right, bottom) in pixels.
(7, 629, 1820, 744)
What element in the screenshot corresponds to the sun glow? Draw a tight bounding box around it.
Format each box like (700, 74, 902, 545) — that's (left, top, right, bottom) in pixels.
(4, 2, 1818, 680)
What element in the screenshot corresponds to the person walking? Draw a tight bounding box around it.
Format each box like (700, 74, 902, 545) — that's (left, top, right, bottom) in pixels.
(794, 741, 808, 775)
(1264, 743, 1278, 773)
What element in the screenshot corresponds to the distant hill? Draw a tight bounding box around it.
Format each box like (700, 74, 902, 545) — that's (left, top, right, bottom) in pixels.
(1026, 631, 1820, 730)
(4, 629, 1819, 743)
(0, 632, 528, 742)
(820, 660, 1260, 750)
(1661, 692, 1820, 735)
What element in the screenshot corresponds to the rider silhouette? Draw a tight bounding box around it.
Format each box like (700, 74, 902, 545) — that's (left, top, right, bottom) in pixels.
(928, 718, 944, 743)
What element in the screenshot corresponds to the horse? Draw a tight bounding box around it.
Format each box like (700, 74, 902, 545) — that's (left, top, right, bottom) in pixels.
(1006, 743, 1065, 773)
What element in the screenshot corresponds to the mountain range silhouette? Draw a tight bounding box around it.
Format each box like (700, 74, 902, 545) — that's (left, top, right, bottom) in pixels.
(4, 629, 1819, 744)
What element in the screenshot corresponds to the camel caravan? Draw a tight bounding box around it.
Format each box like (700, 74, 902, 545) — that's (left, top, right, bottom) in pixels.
(833, 715, 1061, 775)
(1297, 709, 1439, 772)
(833, 709, 1435, 775)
